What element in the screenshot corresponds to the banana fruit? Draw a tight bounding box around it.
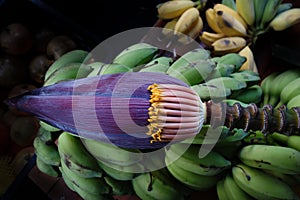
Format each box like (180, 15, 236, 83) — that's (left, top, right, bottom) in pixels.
(157, 0, 196, 20)
(223, 173, 254, 199)
(232, 163, 299, 200)
(212, 36, 247, 55)
(238, 144, 300, 174)
(57, 132, 103, 178)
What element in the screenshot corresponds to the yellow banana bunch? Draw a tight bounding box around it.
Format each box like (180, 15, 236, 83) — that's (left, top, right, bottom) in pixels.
(158, 0, 205, 43)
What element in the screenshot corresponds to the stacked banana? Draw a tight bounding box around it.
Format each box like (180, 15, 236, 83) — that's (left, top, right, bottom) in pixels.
(260, 68, 300, 109)
(216, 143, 300, 200)
(156, 0, 206, 43)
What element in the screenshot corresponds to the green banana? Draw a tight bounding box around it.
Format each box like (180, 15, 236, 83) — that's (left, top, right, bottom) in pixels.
(97, 159, 144, 181)
(60, 165, 112, 200)
(211, 53, 246, 71)
(98, 63, 132, 75)
(223, 173, 254, 200)
(132, 168, 186, 200)
(44, 62, 93, 86)
(206, 63, 236, 80)
(271, 132, 300, 152)
(221, 0, 236, 11)
(204, 76, 247, 92)
(229, 70, 261, 86)
(260, 0, 283, 28)
(57, 132, 103, 178)
(36, 156, 60, 177)
(267, 69, 300, 106)
(39, 120, 61, 132)
(165, 143, 231, 176)
(253, 0, 268, 26)
(60, 160, 111, 195)
(44, 49, 90, 81)
(36, 126, 52, 143)
(103, 175, 133, 196)
(167, 59, 216, 86)
(33, 136, 60, 166)
(276, 77, 300, 108)
(191, 83, 231, 101)
(138, 56, 173, 73)
(260, 72, 279, 106)
(236, 0, 256, 26)
(229, 84, 262, 104)
(112, 42, 158, 69)
(263, 169, 300, 187)
(166, 160, 221, 191)
(167, 48, 211, 73)
(238, 144, 300, 174)
(216, 178, 230, 200)
(287, 94, 300, 109)
(222, 99, 249, 108)
(276, 3, 293, 16)
(81, 138, 143, 167)
(232, 163, 299, 200)
(86, 61, 106, 77)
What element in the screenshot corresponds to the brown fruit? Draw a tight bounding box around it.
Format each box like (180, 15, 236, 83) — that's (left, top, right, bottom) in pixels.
(46, 35, 77, 60)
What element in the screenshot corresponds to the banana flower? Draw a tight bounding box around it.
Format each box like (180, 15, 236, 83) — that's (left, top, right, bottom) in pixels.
(5, 72, 300, 149)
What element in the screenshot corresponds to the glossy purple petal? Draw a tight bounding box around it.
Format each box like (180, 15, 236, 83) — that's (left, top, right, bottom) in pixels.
(5, 72, 188, 149)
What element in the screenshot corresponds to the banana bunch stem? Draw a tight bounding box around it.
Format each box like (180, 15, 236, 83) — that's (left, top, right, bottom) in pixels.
(204, 101, 300, 136)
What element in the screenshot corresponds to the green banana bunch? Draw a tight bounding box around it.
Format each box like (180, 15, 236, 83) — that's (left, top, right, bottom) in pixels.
(253, 0, 268, 26)
(266, 69, 300, 106)
(33, 136, 60, 167)
(275, 77, 300, 109)
(59, 161, 112, 200)
(132, 168, 187, 200)
(35, 156, 60, 177)
(232, 163, 299, 200)
(112, 42, 158, 69)
(165, 143, 232, 176)
(44, 49, 90, 82)
(222, 173, 254, 200)
(57, 132, 103, 178)
(271, 132, 300, 152)
(238, 144, 300, 174)
(263, 169, 300, 187)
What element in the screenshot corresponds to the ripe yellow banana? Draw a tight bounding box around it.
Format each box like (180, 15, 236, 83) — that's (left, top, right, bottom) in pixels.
(178, 16, 203, 44)
(162, 18, 178, 35)
(213, 3, 248, 28)
(236, 0, 255, 26)
(212, 36, 247, 55)
(157, 0, 196, 20)
(238, 45, 258, 73)
(205, 8, 223, 33)
(199, 31, 225, 46)
(215, 10, 248, 37)
(174, 7, 200, 34)
(269, 8, 300, 31)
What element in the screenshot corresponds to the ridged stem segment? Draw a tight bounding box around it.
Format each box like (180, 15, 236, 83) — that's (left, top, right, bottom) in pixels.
(204, 100, 300, 135)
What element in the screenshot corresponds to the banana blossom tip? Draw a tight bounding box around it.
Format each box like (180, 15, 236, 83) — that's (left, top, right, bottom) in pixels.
(4, 72, 205, 149)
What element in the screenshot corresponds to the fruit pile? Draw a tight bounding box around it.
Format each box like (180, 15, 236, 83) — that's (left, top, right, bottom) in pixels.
(0, 22, 83, 195)
(1, 0, 300, 200)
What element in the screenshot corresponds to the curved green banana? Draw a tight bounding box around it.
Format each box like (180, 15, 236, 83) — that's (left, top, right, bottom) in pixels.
(33, 136, 60, 166)
(271, 132, 300, 152)
(211, 53, 246, 71)
(57, 132, 103, 178)
(139, 56, 173, 73)
(216, 178, 230, 200)
(260, 72, 279, 106)
(276, 77, 300, 108)
(229, 84, 262, 104)
(36, 156, 60, 177)
(112, 42, 158, 69)
(103, 175, 133, 196)
(232, 163, 299, 200)
(44, 49, 90, 81)
(287, 94, 300, 109)
(238, 144, 300, 174)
